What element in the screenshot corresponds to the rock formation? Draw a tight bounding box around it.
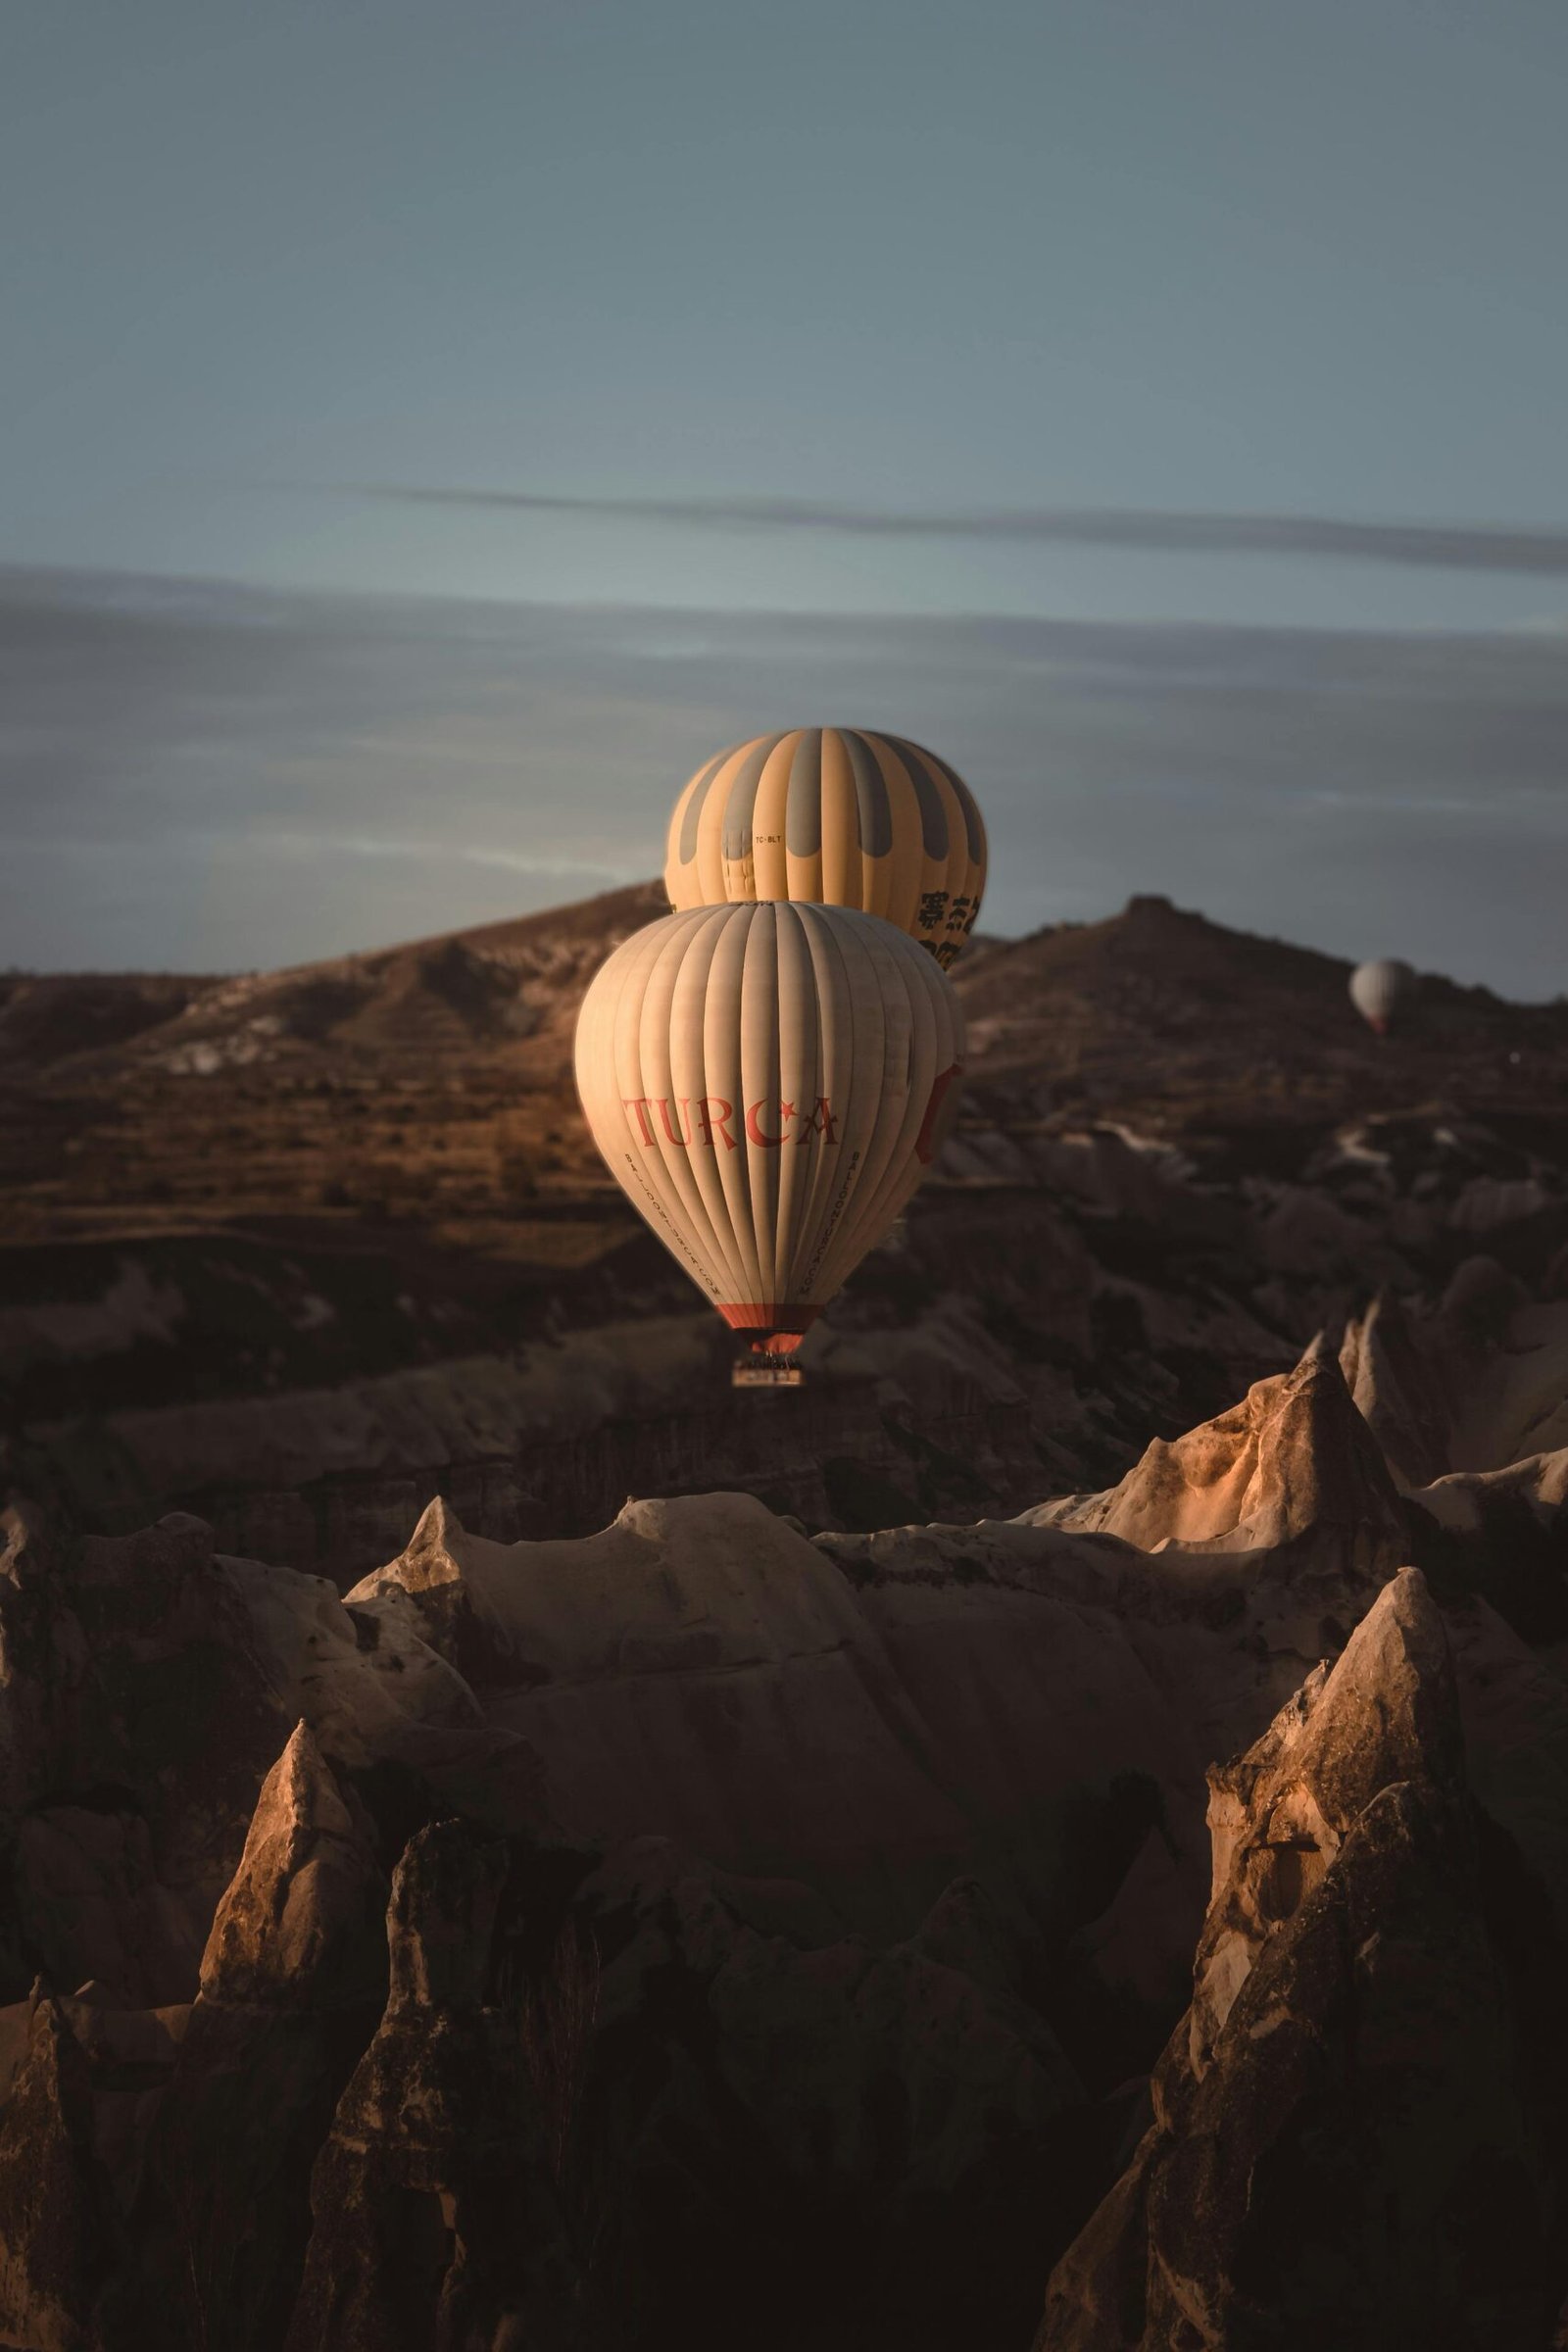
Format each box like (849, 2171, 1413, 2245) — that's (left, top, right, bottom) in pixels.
(1036, 1333, 1404, 1562)
(0, 1500, 485, 2015)
(2, 882, 1567, 2343)
(1039, 1568, 1563, 2350)
(349, 1488, 1203, 1954)
(284, 1819, 578, 2352)
(131, 1723, 389, 2352)
(0, 1989, 109, 2352)
(0, 1309, 1561, 2342)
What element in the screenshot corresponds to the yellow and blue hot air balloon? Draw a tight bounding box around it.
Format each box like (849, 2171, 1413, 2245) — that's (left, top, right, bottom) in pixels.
(663, 728, 986, 969)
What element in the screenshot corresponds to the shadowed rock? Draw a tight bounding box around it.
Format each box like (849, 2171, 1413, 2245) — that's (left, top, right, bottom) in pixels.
(0, 1498, 482, 2010)
(1338, 1289, 1454, 1489)
(0, 1507, 296, 2004)
(1405, 1442, 1568, 1652)
(351, 1492, 1202, 1951)
(1342, 1275, 1568, 1486)
(284, 1818, 577, 2352)
(0, 1988, 110, 2352)
(586, 1835, 1090, 2351)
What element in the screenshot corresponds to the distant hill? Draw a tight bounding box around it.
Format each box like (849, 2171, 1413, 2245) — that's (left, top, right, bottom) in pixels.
(4, 881, 1565, 1577)
(0, 879, 667, 1081)
(958, 890, 1568, 1157)
(4, 876, 1565, 1250)
(7, 875, 1563, 1109)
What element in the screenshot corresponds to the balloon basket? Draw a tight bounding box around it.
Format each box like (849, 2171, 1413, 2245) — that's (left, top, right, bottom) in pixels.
(732, 1356, 806, 1391)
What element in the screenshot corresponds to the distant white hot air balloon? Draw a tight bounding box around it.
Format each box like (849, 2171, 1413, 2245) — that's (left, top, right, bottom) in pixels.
(574, 902, 963, 1353)
(1349, 957, 1418, 1036)
(663, 729, 987, 969)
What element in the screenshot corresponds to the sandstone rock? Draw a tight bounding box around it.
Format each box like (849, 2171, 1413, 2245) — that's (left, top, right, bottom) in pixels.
(210, 1547, 482, 1767)
(1008, 1345, 1425, 1779)
(284, 1819, 576, 2352)
(0, 1502, 483, 2008)
(353, 1493, 1203, 1953)
(0, 1276, 1562, 2349)
(1338, 1287, 1453, 1489)
(13, 1806, 202, 2014)
(132, 1722, 389, 2352)
(0, 1989, 109, 2352)
(1443, 1595, 1568, 1938)
(1361, 1257, 1568, 1474)
(1030, 1337, 1403, 1565)
(194, 1720, 386, 2014)
(0, 1509, 297, 2004)
(1252, 1183, 1411, 1286)
(1039, 1568, 1561, 2350)
(1446, 1298, 1568, 1472)
(1406, 1445, 1568, 1651)
(1448, 1172, 1554, 1235)
(1184, 1564, 1461, 2082)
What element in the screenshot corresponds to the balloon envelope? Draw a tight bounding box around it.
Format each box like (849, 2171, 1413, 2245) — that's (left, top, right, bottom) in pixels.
(664, 729, 986, 969)
(574, 902, 964, 1348)
(1349, 957, 1418, 1034)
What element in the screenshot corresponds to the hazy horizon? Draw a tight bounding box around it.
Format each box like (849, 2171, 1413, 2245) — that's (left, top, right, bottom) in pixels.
(5, 559, 1565, 1003)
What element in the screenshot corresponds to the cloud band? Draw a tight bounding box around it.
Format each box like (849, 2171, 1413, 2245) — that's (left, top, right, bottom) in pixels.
(324, 485, 1568, 578)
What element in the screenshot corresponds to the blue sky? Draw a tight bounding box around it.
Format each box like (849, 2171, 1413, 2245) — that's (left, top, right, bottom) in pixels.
(2, 3, 1566, 984)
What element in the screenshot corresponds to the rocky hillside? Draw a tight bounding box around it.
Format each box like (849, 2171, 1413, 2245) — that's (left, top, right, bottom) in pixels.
(0, 1324, 1564, 2348)
(2, 884, 1566, 2343)
(4, 887, 1566, 1583)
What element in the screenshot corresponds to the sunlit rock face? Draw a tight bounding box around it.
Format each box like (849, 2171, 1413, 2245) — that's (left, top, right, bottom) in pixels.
(1027, 1334, 1406, 1562)
(1038, 1569, 1560, 2352)
(126, 1724, 391, 2352)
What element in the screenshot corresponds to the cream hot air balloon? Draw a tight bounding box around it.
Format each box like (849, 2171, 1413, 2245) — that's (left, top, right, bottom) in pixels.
(1349, 957, 1418, 1036)
(664, 729, 986, 969)
(574, 901, 963, 1357)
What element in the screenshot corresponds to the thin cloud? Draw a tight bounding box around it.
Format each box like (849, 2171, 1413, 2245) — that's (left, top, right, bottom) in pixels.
(2, 564, 1566, 998)
(326, 484, 1568, 578)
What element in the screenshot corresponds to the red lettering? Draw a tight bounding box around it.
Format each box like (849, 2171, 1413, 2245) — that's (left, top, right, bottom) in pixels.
(656, 1097, 691, 1146)
(696, 1097, 737, 1151)
(745, 1098, 790, 1147)
(796, 1097, 839, 1145)
(622, 1097, 656, 1146)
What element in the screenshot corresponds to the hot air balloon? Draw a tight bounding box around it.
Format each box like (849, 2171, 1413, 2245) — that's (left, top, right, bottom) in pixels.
(664, 729, 986, 969)
(1349, 957, 1418, 1036)
(574, 901, 963, 1364)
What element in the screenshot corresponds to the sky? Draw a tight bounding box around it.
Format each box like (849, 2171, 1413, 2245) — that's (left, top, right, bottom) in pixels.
(2, 2, 1566, 992)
